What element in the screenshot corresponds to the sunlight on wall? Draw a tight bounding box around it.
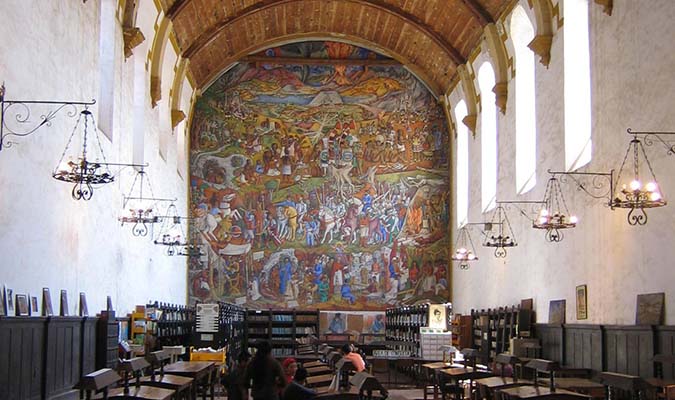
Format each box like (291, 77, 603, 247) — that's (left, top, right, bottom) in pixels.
(455, 100, 469, 227)
(564, 0, 592, 171)
(511, 5, 537, 193)
(478, 62, 497, 212)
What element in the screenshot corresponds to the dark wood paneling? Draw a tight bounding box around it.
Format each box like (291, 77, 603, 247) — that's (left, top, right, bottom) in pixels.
(655, 326, 675, 379)
(81, 318, 97, 376)
(534, 324, 564, 362)
(604, 325, 654, 378)
(0, 317, 47, 400)
(44, 317, 83, 399)
(564, 324, 603, 371)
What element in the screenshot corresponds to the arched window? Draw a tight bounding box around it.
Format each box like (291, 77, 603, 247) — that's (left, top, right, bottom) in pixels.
(455, 100, 469, 228)
(511, 5, 537, 193)
(98, 0, 116, 140)
(564, 0, 592, 171)
(132, 56, 146, 165)
(478, 62, 497, 212)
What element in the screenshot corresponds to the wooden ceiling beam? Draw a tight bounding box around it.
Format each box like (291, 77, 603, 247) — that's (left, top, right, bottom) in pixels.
(459, 0, 493, 25)
(172, 0, 466, 65)
(240, 55, 402, 66)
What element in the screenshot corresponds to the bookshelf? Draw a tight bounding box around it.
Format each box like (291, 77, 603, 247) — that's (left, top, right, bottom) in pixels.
(451, 314, 472, 349)
(245, 309, 319, 357)
(471, 305, 530, 363)
(146, 302, 195, 347)
(129, 310, 146, 346)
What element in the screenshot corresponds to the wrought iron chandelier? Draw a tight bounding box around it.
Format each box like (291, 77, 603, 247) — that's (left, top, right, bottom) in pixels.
(483, 204, 517, 257)
(609, 132, 666, 225)
(452, 225, 478, 269)
(118, 167, 175, 237)
(152, 203, 203, 256)
(533, 175, 578, 242)
(51, 109, 116, 200)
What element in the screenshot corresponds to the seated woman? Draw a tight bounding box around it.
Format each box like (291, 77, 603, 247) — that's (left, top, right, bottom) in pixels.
(340, 344, 365, 372)
(282, 367, 316, 400)
(282, 357, 298, 384)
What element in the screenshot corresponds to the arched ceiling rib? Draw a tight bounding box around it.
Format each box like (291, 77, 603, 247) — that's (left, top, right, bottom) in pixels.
(165, 0, 512, 95)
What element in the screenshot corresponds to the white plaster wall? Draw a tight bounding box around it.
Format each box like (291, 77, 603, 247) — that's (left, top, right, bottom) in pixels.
(451, 0, 675, 324)
(0, 1, 188, 316)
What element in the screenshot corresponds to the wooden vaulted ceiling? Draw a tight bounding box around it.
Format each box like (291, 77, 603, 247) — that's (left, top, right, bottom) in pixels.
(162, 0, 513, 96)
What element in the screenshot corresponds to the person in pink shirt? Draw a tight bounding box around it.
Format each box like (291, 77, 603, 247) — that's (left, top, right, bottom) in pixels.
(340, 344, 365, 372)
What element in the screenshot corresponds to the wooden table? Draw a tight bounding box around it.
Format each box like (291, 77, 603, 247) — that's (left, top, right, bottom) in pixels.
(164, 361, 215, 400)
(140, 374, 193, 400)
(439, 367, 493, 400)
(475, 376, 532, 400)
(498, 385, 591, 400)
(421, 362, 463, 400)
(554, 378, 604, 399)
(599, 372, 650, 400)
(105, 386, 175, 400)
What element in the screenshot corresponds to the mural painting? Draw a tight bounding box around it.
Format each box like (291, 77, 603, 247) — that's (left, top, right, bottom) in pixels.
(188, 41, 450, 310)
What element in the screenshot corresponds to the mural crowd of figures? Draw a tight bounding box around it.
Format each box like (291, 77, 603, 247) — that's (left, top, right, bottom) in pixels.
(189, 42, 450, 310)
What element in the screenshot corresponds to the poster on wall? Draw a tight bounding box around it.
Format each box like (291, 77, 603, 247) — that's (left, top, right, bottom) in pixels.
(187, 41, 450, 311)
(428, 304, 447, 330)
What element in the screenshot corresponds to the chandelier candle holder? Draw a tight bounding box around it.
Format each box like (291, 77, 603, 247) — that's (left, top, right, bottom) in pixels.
(119, 167, 176, 237)
(484, 204, 517, 258)
(609, 129, 669, 225)
(533, 175, 578, 242)
(452, 224, 480, 269)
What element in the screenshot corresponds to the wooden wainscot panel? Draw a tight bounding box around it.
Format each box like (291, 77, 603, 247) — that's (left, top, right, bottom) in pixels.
(603, 325, 654, 378)
(564, 324, 603, 371)
(654, 326, 675, 380)
(81, 317, 98, 377)
(44, 317, 85, 399)
(0, 317, 48, 400)
(534, 323, 564, 363)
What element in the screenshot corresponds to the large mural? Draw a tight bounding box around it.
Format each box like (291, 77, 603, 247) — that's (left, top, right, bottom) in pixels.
(188, 41, 450, 310)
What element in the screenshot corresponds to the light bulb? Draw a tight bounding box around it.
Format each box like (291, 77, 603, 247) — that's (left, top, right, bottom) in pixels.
(645, 182, 657, 192)
(467, 254, 476, 260)
(569, 215, 578, 224)
(539, 216, 548, 225)
(457, 247, 467, 254)
(630, 180, 641, 191)
(540, 209, 549, 217)
(650, 191, 662, 201)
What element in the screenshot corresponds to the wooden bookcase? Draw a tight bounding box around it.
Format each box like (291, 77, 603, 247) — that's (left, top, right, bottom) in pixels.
(451, 314, 472, 349)
(471, 305, 530, 363)
(245, 309, 319, 357)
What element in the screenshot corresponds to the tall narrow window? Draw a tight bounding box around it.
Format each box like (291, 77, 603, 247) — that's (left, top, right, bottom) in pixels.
(98, 0, 116, 140)
(455, 100, 469, 228)
(478, 62, 497, 212)
(511, 5, 537, 193)
(564, 0, 592, 171)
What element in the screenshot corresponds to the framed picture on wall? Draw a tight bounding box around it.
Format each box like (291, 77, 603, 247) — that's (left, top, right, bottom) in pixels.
(43, 288, 54, 317)
(548, 299, 566, 324)
(576, 285, 588, 320)
(16, 294, 29, 316)
(636, 292, 665, 325)
(31, 296, 38, 316)
(60, 290, 69, 316)
(6, 287, 15, 317)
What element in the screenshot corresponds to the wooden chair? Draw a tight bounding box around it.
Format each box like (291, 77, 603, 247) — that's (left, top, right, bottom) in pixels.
(75, 368, 122, 400)
(140, 350, 193, 400)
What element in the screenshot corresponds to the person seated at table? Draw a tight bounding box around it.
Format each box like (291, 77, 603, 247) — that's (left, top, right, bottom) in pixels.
(245, 340, 286, 400)
(340, 344, 365, 372)
(224, 350, 251, 400)
(282, 357, 298, 384)
(282, 367, 316, 400)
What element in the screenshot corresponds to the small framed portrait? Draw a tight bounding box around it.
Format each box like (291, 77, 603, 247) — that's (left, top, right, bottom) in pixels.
(16, 294, 29, 316)
(6, 287, 15, 317)
(43, 288, 54, 317)
(79, 292, 88, 317)
(576, 284, 588, 320)
(31, 296, 39, 316)
(60, 290, 69, 316)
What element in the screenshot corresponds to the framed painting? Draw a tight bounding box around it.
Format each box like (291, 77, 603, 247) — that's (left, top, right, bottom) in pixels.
(576, 285, 588, 320)
(636, 292, 665, 325)
(548, 299, 566, 324)
(31, 296, 38, 316)
(79, 292, 88, 317)
(43, 288, 53, 317)
(16, 294, 29, 316)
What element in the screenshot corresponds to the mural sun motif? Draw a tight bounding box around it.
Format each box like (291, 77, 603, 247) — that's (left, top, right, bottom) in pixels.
(188, 41, 450, 310)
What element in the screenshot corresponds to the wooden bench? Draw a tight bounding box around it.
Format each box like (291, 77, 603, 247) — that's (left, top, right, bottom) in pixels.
(140, 350, 193, 400)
